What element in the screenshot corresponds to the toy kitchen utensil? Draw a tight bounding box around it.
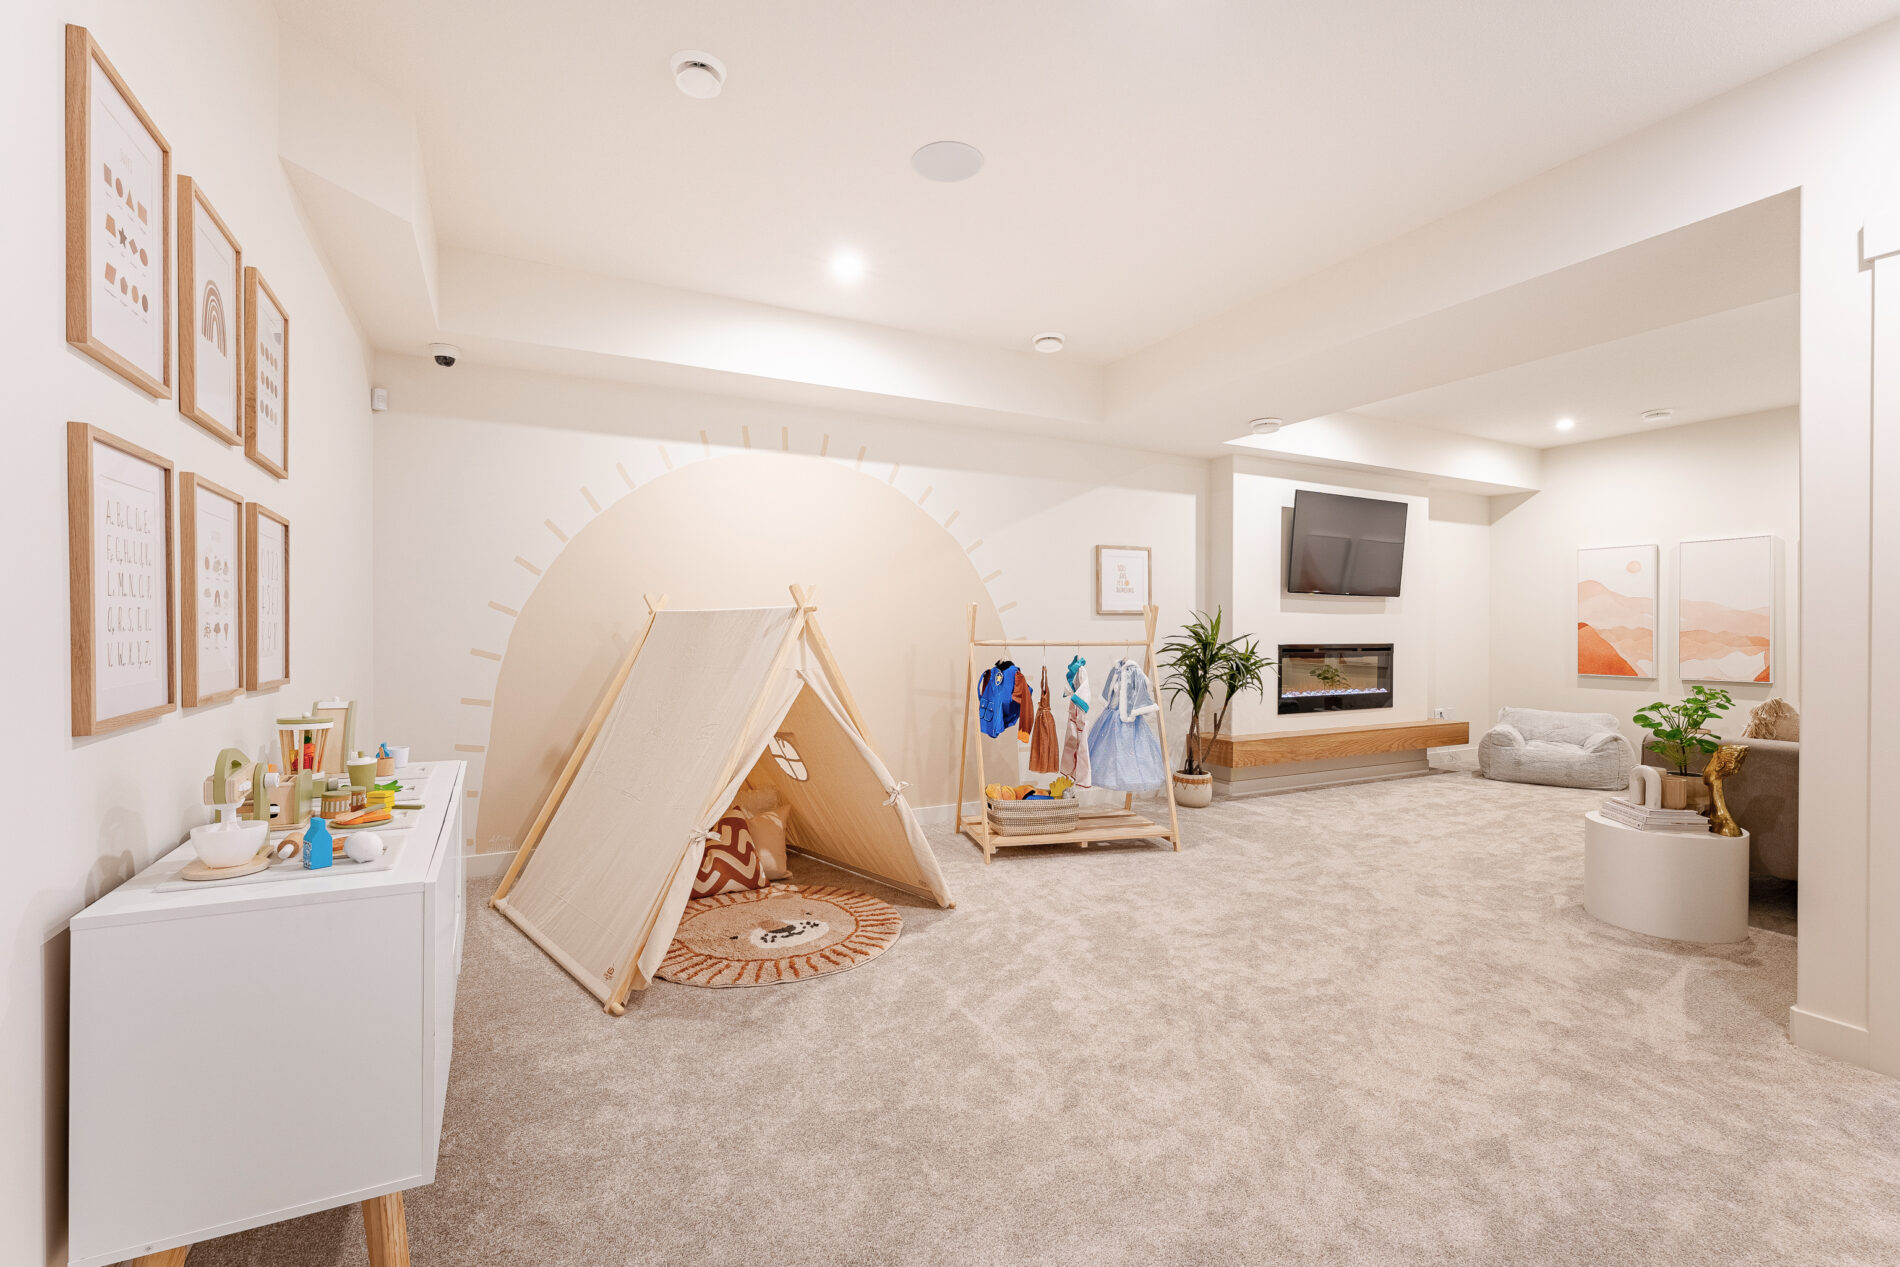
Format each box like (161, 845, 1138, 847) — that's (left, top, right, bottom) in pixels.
(183, 749, 273, 880)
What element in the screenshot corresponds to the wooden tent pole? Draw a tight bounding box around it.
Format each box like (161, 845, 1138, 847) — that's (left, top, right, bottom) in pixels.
(491, 593, 668, 906)
(1142, 603, 1184, 851)
(954, 603, 977, 837)
(604, 596, 812, 1013)
(791, 583, 877, 749)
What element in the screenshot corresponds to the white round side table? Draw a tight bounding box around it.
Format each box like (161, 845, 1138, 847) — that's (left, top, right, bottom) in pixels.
(1583, 810, 1750, 943)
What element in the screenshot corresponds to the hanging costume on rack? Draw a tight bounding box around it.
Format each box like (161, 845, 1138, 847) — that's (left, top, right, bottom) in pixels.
(1012, 666, 1035, 743)
(1059, 655, 1092, 787)
(1027, 666, 1061, 773)
(1088, 658, 1167, 794)
(977, 661, 1021, 738)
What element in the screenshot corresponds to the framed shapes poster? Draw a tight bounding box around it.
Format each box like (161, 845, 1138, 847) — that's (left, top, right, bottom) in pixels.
(245, 504, 289, 691)
(65, 25, 172, 398)
(1679, 535, 1775, 683)
(1577, 544, 1657, 678)
(178, 177, 244, 444)
(67, 422, 175, 735)
(244, 268, 289, 478)
(180, 474, 244, 707)
(1095, 545, 1152, 616)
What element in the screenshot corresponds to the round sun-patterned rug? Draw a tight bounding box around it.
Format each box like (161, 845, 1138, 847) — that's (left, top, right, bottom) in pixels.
(657, 883, 902, 988)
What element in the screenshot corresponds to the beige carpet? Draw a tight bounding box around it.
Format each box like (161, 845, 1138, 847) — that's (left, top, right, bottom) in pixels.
(186, 771, 1900, 1265)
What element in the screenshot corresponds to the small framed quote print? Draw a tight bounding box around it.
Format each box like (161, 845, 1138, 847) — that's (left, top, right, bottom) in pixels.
(1095, 545, 1152, 616)
(245, 503, 289, 690)
(65, 25, 173, 398)
(244, 268, 289, 479)
(68, 422, 176, 735)
(178, 177, 244, 444)
(180, 474, 244, 707)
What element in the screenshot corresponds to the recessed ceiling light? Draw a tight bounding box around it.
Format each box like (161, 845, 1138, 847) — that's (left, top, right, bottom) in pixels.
(670, 50, 726, 99)
(911, 140, 985, 183)
(1032, 332, 1065, 354)
(1555, 417, 1576, 431)
(1249, 417, 1285, 435)
(1641, 408, 1675, 424)
(829, 249, 866, 284)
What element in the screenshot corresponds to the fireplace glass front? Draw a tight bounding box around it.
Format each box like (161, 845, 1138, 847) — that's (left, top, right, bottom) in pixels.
(1277, 644, 1394, 714)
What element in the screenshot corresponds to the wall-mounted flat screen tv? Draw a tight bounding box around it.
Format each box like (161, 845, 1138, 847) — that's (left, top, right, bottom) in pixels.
(1286, 490, 1408, 596)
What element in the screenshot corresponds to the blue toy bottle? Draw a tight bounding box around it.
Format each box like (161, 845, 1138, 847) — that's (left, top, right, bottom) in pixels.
(302, 817, 334, 869)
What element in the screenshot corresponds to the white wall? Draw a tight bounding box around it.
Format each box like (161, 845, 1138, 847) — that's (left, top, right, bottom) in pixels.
(0, 4, 375, 1264)
(368, 355, 1205, 853)
(1427, 492, 1493, 739)
(1486, 408, 1800, 747)
(1208, 456, 1442, 736)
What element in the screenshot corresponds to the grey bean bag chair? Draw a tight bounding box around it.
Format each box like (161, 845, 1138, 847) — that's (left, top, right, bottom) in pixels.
(1478, 706, 1636, 791)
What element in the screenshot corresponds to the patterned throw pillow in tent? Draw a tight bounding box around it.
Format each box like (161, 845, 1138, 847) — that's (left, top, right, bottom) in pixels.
(691, 813, 769, 898)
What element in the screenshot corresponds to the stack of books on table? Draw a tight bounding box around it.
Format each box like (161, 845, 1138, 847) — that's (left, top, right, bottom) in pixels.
(1599, 796, 1710, 832)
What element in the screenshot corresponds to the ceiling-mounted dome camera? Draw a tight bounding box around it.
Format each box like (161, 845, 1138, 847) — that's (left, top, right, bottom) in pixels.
(430, 343, 460, 368)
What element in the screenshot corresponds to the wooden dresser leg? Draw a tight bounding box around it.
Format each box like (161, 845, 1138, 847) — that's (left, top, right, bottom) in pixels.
(361, 1191, 411, 1267)
(129, 1248, 191, 1267)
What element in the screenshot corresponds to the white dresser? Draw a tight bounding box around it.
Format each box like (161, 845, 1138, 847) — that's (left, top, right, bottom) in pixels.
(67, 761, 467, 1267)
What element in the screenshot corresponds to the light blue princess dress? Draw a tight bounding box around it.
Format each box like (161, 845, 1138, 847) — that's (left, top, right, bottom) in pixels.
(1087, 658, 1168, 794)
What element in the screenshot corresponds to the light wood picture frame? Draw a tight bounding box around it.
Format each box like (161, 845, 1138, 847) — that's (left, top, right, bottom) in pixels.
(244, 503, 289, 690)
(180, 473, 245, 707)
(1095, 545, 1153, 616)
(68, 422, 176, 735)
(65, 25, 173, 398)
(243, 268, 289, 479)
(177, 177, 244, 444)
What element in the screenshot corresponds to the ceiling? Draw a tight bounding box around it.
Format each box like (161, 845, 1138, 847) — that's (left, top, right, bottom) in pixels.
(280, 0, 1900, 363)
(1356, 295, 1799, 447)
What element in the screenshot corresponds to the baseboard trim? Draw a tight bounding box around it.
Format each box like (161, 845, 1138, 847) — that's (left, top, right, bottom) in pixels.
(1789, 1004, 1871, 1067)
(464, 849, 513, 881)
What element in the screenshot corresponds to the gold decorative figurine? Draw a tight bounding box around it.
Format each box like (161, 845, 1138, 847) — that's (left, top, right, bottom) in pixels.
(1702, 743, 1747, 837)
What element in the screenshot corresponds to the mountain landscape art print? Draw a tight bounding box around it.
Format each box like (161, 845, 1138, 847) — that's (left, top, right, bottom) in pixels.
(1577, 544, 1657, 678)
(1679, 535, 1773, 683)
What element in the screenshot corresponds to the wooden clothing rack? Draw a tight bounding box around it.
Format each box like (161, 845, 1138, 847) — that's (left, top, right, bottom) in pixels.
(954, 603, 1181, 862)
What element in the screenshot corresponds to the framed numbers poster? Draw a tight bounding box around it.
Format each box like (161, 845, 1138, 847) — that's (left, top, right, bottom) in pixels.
(244, 268, 289, 478)
(65, 25, 173, 398)
(1095, 545, 1152, 615)
(178, 177, 244, 443)
(180, 474, 244, 706)
(68, 422, 176, 735)
(245, 503, 289, 690)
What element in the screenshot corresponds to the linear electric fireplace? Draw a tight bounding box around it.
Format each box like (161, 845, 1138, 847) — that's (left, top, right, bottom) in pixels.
(1277, 644, 1394, 714)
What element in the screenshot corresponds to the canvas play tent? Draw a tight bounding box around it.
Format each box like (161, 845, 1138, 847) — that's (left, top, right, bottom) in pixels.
(490, 587, 952, 1012)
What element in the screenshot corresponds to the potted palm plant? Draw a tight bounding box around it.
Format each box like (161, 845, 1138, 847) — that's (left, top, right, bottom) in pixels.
(1633, 685, 1734, 809)
(1158, 609, 1274, 808)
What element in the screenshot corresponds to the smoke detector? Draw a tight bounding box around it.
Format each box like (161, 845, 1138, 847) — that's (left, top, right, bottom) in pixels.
(1249, 417, 1285, 436)
(1032, 332, 1065, 354)
(1640, 408, 1675, 425)
(912, 141, 985, 183)
(671, 50, 726, 99)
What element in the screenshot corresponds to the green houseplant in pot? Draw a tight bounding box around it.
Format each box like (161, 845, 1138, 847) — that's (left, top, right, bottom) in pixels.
(1159, 609, 1274, 808)
(1633, 685, 1734, 810)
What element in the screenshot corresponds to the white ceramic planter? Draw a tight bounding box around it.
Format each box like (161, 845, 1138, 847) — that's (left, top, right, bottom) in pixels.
(1173, 771, 1214, 808)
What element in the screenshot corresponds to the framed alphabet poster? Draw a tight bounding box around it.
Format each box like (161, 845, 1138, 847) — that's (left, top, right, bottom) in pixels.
(1095, 545, 1152, 615)
(65, 25, 173, 398)
(177, 177, 244, 444)
(68, 422, 176, 735)
(244, 268, 289, 478)
(245, 503, 289, 690)
(180, 474, 244, 706)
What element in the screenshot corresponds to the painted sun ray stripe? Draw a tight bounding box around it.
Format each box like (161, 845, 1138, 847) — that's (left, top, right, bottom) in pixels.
(489, 601, 520, 617)
(659, 444, 673, 470)
(699, 429, 711, 458)
(981, 569, 1002, 584)
(470, 648, 503, 662)
(461, 697, 493, 707)
(581, 486, 601, 513)
(855, 446, 867, 470)
(820, 434, 831, 457)
(454, 743, 487, 753)
(545, 519, 568, 543)
(917, 485, 933, 505)
(742, 425, 752, 448)
(617, 462, 636, 489)
(781, 426, 789, 451)
(965, 538, 983, 554)
(514, 556, 542, 576)
(997, 600, 1018, 614)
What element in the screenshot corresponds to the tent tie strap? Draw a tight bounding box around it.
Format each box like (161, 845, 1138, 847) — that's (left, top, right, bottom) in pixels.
(881, 782, 910, 806)
(693, 829, 722, 844)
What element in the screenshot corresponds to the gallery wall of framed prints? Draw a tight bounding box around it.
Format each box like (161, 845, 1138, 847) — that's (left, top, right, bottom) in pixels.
(65, 25, 173, 399)
(67, 423, 177, 736)
(177, 177, 244, 445)
(244, 268, 289, 479)
(245, 503, 290, 691)
(179, 474, 245, 707)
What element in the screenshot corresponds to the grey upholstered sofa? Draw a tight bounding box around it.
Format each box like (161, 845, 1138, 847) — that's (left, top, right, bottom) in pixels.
(1478, 707, 1637, 791)
(1643, 739, 1797, 880)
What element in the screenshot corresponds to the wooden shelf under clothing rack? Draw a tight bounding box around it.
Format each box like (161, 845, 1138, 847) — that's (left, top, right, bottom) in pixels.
(954, 603, 1181, 862)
